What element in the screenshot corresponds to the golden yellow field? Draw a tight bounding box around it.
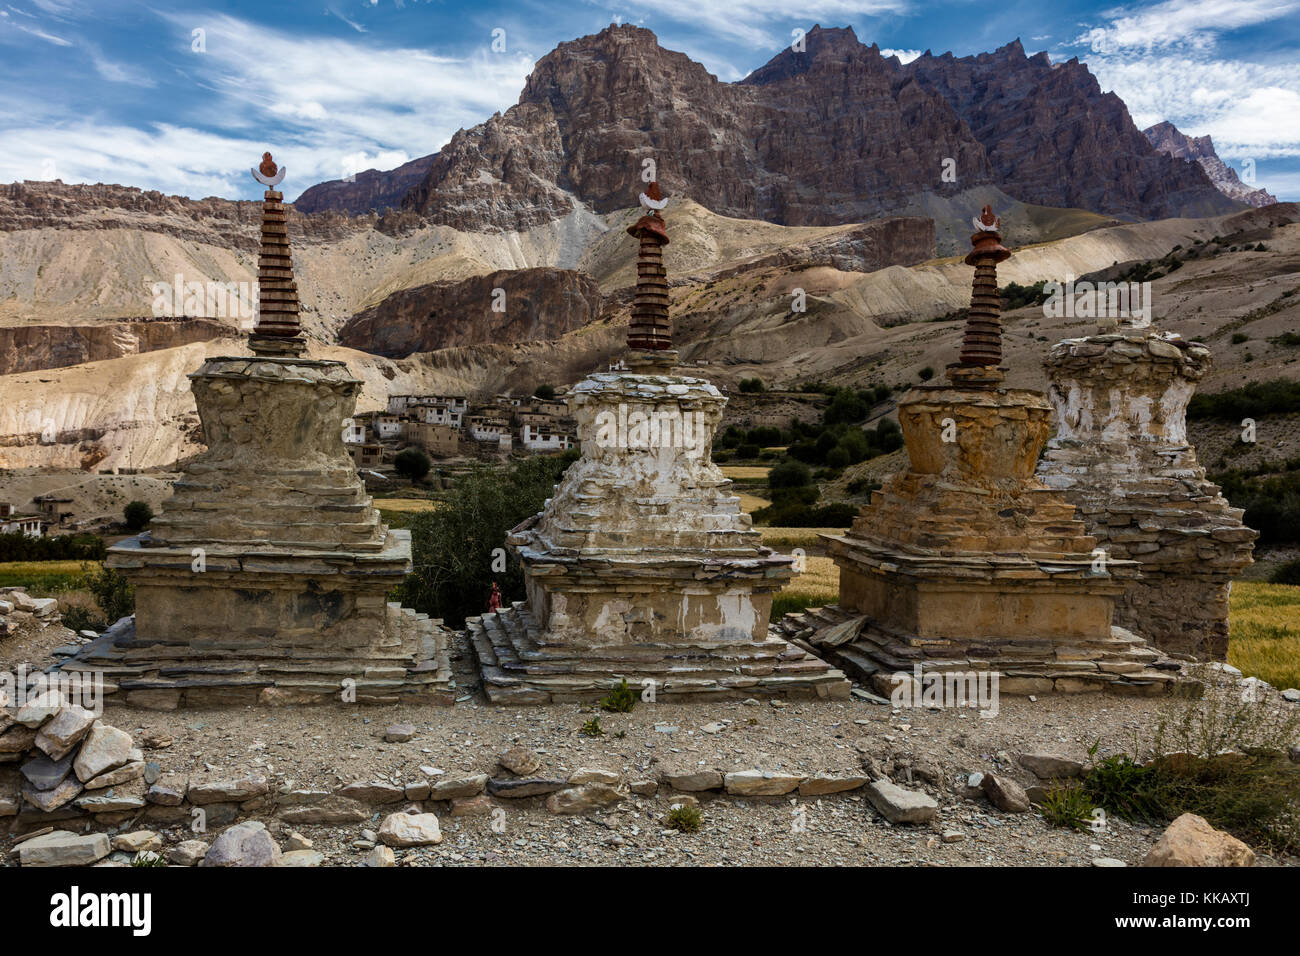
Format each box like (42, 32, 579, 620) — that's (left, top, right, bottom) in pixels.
(757, 527, 847, 551)
(1229, 581, 1300, 690)
(372, 498, 442, 513)
(0, 561, 91, 576)
(721, 465, 771, 480)
(737, 492, 771, 513)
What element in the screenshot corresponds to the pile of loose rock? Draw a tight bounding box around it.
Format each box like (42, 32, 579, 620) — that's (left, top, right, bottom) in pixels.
(0, 588, 62, 636)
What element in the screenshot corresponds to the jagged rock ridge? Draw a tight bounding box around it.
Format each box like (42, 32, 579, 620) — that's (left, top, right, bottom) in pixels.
(1143, 121, 1278, 208)
(298, 24, 1237, 230)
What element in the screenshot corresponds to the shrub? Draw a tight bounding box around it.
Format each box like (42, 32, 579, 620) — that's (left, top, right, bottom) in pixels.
(1270, 559, 1300, 585)
(918, 366, 935, 381)
(0, 532, 105, 563)
(738, 378, 766, 393)
(1188, 378, 1300, 421)
(599, 679, 637, 713)
(123, 501, 153, 531)
(394, 448, 431, 481)
(83, 564, 135, 627)
(579, 717, 603, 737)
(768, 460, 812, 490)
(533, 384, 556, 400)
(1231, 332, 1249, 344)
(736, 443, 761, 459)
(665, 804, 702, 833)
(1037, 786, 1097, 831)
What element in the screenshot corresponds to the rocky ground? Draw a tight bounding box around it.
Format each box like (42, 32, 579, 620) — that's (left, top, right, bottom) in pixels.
(3, 610, 1296, 868)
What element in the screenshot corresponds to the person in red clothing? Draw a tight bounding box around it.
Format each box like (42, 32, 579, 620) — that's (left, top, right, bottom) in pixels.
(487, 581, 502, 613)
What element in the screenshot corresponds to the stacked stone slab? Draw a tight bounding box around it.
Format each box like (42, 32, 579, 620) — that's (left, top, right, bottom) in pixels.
(779, 207, 1185, 696)
(56, 156, 453, 708)
(468, 183, 848, 704)
(1037, 324, 1256, 659)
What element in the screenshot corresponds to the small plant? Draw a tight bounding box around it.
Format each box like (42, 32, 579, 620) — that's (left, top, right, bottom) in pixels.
(918, 366, 934, 381)
(131, 852, 167, 867)
(1037, 785, 1096, 831)
(579, 716, 604, 737)
(1081, 747, 1163, 822)
(613, 730, 627, 739)
(665, 804, 702, 833)
(599, 679, 637, 713)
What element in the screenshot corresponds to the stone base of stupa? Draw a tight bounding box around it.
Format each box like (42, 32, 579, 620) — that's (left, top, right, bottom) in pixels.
(56, 353, 455, 707)
(470, 601, 848, 704)
(1038, 329, 1257, 659)
(783, 380, 1188, 696)
(467, 366, 849, 704)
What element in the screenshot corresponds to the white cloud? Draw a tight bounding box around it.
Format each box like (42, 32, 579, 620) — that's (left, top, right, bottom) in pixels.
(0, 12, 543, 200)
(1076, 0, 1300, 54)
(880, 47, 921, 63)
(602, 0, 910, 48)
(1090, 56, 1300, 158)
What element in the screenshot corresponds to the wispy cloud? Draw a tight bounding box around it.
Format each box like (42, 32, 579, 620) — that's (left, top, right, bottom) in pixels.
(1076, 0, 1300, 54)
(599, 0, 910, 48)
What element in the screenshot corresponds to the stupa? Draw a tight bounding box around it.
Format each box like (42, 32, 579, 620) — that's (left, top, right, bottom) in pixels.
(467, 182, 849, 704)
(1037, 315, 1256, 659)
(777, 207, 1184, 696)
(59, 155, 454, 708)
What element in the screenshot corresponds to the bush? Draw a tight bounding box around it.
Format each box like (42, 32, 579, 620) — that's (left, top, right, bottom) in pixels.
(665, 804, 702, 832)
(123, 501, 153, 531)
(1188, 378, 1300, 421)
(394, 448, 432, 481)
(398, 456, 573, 628)
(1270, 559, 1300, 585)
(753, 501, 856, 527)
(84, 564, 135, 627)
(918, 366, 935, 382)
(0, 532, 105, 563)
(1231, 332, 1249, 344)
(735, 443, 761, 459)
(768, 460, 812, 490)
(533, 384, 556, 400)
(599, 679, 637, 713)
(738, 378, 766, 393)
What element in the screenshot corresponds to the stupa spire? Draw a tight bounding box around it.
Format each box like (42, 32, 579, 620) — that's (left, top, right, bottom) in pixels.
(951, 204, 1010, 386)
(249, 152, 305, 357)
(626, 181, 672, 353)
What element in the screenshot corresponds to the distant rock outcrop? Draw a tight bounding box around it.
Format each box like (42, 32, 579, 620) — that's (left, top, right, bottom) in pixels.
(302, 25, 1236, 229)
(338, 267, 603, 358)
(1143, 121, 1278, 208)
(0, 318, 235, 376)
(294, 154, 436, 216)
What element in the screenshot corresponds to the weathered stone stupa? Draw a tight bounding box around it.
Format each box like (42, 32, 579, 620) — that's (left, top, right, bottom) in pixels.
(61, 155, 453, 708)
(778, 207, 1184, 696)
(467, 182, 849, 704)
(1037, 316, 1256, 660)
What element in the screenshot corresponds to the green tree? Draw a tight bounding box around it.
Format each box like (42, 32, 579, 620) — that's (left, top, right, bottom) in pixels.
(533, 384, 556, 400)
(123, 501, 153, 531)
(394, 448, 432, 481)
(398, 455, 574, 627)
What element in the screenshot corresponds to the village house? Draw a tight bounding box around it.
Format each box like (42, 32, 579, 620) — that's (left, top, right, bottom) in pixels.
(520, 422, 573, 453)
(402, 421, 460, 457)
(0, 502, 43, 537)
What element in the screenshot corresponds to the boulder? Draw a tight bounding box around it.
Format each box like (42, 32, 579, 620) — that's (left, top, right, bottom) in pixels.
(981, 773, 1031, 812)
(1142, 813, 1255, 867)
(73, 723, 133, 782)
(378, 811, 443, 847)
(546, 784, 623, 814)
(34, 705, 96, 761)
(186, 774, 269, 805)
(429, 774, 488, 800)
(724, 769, 803, 796)
(19, 830, 111, 867)
(865, 780, 939, 824)
(200, 821, 282, 867)
(1018, 753, 1085, 779)
(498, 746, 542, 776)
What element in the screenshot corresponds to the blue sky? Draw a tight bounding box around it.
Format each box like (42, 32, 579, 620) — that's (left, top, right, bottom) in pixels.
(1, 0, 1297, 204)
